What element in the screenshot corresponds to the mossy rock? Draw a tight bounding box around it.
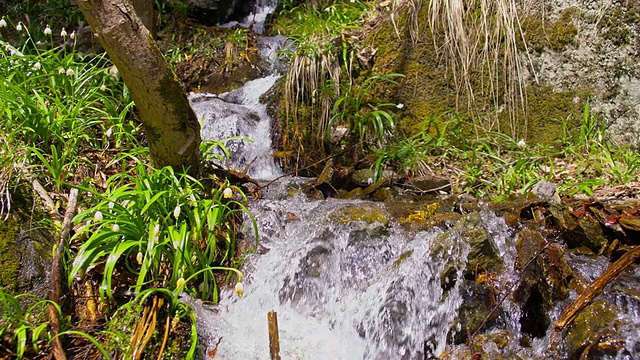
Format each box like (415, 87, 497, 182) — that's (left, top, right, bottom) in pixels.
(330, 205, 389, 226)
(565, 300, 617, 358)
(0, 217, 20, 292)
(365, 3, 590, 146)
(435, 212, 504, 289)
(384, 200, 461, 231)
(522, 7, 579, 52)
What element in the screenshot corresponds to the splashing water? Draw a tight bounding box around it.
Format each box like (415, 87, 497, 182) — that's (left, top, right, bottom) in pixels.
(185, 184, 528, 359)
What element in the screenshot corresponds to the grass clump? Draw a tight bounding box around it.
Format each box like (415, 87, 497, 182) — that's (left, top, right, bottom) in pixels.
(374, 104, 640, 200)
(272, 1, 373, 154)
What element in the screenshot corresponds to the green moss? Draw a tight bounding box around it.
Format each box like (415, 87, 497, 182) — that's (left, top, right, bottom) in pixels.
(367, 8, 458, 134)
(601, 2, 640, 46)
(330, 206, 389, 226)
(0, 218, 21, 292)
(521, 7, 579, 52)
(366, 5, 588, 146)
(515, 84, 589, 144)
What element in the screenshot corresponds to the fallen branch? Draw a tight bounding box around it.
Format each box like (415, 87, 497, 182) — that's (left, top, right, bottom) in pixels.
(32, 179, 61, 222)
(48, 188, 78, 360)
(554, 245, 640, 332)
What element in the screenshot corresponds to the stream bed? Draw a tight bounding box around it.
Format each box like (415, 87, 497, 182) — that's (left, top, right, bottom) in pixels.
(183, 1, 640, 359)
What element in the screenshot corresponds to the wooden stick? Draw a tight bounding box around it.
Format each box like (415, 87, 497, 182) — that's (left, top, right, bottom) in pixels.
(267, 310, 281, 360)
(554, 245, 640, 332)
(32, 179, 61, 221)
(48, 188, 78, 360)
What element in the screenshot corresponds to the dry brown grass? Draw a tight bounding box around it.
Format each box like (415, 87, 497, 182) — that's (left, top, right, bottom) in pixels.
(284, 41, 341, 153)
(424, 0, 536, 137)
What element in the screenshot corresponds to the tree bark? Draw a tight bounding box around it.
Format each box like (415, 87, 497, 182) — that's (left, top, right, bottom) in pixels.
(132, 0, 154, 36)
(76, 0, 201, 173)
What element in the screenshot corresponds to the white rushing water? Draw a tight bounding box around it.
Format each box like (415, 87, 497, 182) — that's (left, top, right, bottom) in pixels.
(187, 186, 495, 359)
(189, 74, 283, 180)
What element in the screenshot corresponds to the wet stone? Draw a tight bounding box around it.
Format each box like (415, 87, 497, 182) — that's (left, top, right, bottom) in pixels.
(451, 280, 503, 344)
(403, 175, 452, 194)
(434, 212, 503, 290)
(565, 213, 610, 254)
(565, 300, 618, 359)
(350, 169, 396, 187)
(455, 212, 504, 278)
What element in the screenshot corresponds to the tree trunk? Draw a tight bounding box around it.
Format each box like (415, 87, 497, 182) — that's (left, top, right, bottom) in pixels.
(76, 0, 201, 174)
(132, 0, 154, 36)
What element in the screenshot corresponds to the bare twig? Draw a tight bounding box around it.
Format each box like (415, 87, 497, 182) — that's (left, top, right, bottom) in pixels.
(32, 179, 61, 221)
(48, 188, 78, 360)
(554, 245, 640, 332)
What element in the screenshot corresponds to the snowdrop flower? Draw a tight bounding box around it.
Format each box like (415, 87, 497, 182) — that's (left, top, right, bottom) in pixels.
(70, 31, 75, 40)
(108, 201, 115, 209)
(32, 62, 41, 70)
(112, 223, 120, 232)
(99, 84, 107, 91)
(173, 205, 181, 219)
(153, 223, 160, 237)
(517, 139, 526, 148)
(60, 28, 67, 37)
(136, 252, 143, 265)
(234, 281, 244, 297)
(9, 47, 23, 57)
(223, 187, 233, 198)
(94, 210, 104, 222)
(396, 103, 404, 109)
(15, 22, 22, 32)
(176, 277, 186, 289)
(43, 26, 52, 35)
(66, 68, 74, 76)
(105, 127, 113, 137)
(59, 68, 65, 74)
(0, 18, 7, 28)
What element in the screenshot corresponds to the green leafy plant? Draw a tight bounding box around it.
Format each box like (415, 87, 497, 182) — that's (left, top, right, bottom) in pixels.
(276, 1, 372, 147)
(0, 288, 64, 359)
(328, 73, 405, 145)
(0, 18, 136, 202)
(69, 164, 256, 302)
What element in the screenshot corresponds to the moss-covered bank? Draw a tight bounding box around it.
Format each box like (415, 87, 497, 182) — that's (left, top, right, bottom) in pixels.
(365, 4, 589, 145)
(0, 218, 20, 292)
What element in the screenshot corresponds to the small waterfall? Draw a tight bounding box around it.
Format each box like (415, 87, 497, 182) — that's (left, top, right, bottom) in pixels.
(189, 74, 283, 180)
(188, 189, 499, 359)
(219, 0, 278, 35)
(189, 0, 287, 181)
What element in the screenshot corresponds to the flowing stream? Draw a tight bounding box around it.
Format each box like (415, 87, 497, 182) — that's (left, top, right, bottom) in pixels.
(184, 2, 640, 359)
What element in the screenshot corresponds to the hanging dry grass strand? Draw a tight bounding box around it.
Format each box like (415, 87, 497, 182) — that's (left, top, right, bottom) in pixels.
(426, 0, 536, 138)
